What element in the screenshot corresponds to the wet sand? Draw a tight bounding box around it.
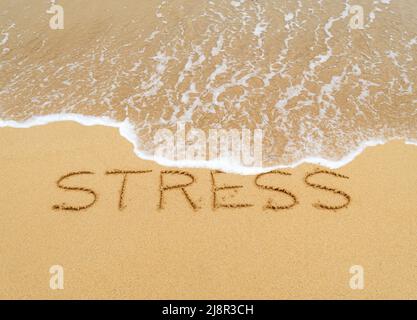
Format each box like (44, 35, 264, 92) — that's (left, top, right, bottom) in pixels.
(1, 0, 417, 167)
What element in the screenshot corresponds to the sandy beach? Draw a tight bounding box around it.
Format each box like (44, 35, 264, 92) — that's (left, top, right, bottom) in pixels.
(1, 0, 417, 300)
(1, 122, 417, 299)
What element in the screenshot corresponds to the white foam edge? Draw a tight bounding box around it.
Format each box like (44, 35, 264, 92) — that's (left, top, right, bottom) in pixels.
(0, 113, 412, 175)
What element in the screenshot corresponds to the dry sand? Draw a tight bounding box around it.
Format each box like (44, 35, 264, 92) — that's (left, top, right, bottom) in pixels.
(1, 122, 417, 299)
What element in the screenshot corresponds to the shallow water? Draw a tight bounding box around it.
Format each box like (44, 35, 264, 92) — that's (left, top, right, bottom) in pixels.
(1, 0, 416, 172)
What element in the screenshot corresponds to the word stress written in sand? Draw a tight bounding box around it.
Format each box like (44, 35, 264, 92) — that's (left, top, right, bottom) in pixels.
(52, 169, 351, 213)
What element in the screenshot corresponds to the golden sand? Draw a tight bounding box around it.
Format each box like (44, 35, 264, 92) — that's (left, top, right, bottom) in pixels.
(1, 122, 417, 299)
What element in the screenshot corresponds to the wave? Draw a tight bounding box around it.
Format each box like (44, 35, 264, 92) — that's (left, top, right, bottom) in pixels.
(1, 113, 413, 175)
(1, 0, 416, 174)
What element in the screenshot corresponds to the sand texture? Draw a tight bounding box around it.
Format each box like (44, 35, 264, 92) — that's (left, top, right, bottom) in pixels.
(1, 122, 417, 299)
